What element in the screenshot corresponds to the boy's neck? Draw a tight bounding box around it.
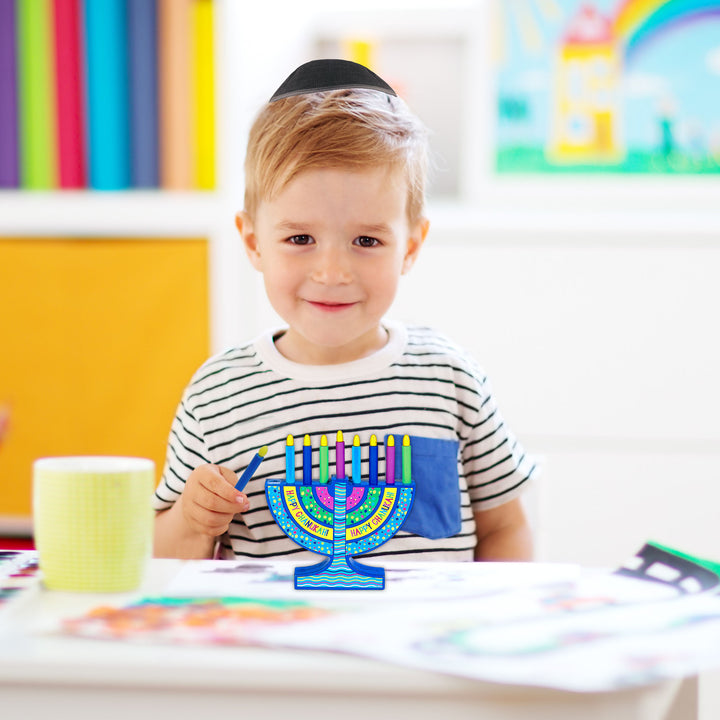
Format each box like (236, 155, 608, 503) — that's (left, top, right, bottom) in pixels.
(273, 326, 390, 365)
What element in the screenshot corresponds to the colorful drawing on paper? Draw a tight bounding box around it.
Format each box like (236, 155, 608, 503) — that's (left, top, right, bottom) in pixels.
(62, 597, 332, 644)
(62, 543, 720, 691)
(494, 0, 720, 173)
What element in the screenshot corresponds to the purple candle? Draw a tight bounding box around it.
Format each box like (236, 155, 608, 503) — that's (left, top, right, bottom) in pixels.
(335, 430, 345, 479)
(385, 435, 395, 484)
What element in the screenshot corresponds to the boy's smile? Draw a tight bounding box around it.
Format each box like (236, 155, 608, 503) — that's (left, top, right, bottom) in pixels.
(238, 166, 428, 365)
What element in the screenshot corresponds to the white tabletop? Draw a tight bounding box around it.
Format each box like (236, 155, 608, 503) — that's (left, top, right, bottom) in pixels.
(0, 558, 698, 720)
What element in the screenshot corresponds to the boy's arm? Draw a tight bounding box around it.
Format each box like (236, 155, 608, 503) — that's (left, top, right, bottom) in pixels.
(473, 497, 533, 561)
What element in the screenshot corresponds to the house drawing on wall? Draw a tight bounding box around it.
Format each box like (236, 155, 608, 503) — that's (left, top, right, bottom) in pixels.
(549, 4, 623, 163)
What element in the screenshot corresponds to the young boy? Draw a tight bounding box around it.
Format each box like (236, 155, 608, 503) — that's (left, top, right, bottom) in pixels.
(153, 59, 536, 562)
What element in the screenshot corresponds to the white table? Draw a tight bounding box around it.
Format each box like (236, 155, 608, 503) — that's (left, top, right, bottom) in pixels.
(0, 558, 698, 720)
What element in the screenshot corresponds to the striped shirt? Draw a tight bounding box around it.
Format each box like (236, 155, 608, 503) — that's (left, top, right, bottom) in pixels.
(153, 321, 536, 561)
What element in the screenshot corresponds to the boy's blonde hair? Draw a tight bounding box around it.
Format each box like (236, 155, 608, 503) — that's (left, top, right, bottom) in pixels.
(244, 89, 429, 224)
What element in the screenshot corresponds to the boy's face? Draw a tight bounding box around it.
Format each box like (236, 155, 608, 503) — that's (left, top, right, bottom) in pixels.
(238, 166, 428, 365)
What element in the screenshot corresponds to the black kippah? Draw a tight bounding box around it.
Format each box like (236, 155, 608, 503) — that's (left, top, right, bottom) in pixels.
(269, 59, 397, 102)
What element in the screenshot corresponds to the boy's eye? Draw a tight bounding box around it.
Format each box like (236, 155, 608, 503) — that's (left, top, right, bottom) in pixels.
(354, 236, 381, 248)
(287, 235, 314, 246)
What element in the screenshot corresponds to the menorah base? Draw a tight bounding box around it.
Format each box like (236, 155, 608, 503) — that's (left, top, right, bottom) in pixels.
(294, 554, 385, 590)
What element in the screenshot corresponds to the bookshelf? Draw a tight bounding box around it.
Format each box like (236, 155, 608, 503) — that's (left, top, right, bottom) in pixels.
(0, 0, 255, 347)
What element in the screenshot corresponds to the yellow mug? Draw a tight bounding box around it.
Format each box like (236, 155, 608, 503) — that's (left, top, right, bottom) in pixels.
(33, 456, 155, 592)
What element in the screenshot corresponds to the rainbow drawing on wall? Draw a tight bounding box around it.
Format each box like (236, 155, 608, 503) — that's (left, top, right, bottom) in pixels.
(495, 0, 720, 173)
(616, 0, 720, 61)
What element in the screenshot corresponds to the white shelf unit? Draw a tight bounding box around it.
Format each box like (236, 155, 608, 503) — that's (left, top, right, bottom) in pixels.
(0, 0, 256, 353)
(0, 192, 220, 236)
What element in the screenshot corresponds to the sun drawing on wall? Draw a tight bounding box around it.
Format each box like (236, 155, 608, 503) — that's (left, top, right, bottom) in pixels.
(495, 0, 720, 173)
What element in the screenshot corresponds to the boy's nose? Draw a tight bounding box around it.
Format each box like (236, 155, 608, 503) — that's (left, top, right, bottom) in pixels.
(310, 247, 352, 285)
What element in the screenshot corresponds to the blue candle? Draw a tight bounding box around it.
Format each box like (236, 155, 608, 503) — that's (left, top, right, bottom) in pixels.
(352, 435, 361, 483)
(303, 434, 312, 485)
(369, 434, 378, 485)
(285, 434, 295, 483)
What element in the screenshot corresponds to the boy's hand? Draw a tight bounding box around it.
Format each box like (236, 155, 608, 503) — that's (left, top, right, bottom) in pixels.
(179, 464, 250, 539)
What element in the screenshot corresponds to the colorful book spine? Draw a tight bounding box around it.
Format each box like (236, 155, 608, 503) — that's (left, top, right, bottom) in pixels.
(16, 0, 58, 189)
(0, 0, 19, 188)
(191, 0, 215, 190)
(53, 0, 86, 188)
(84, 0, 131, 190)
(4, 0, 215, 193)
(159, 0, 193, 189)
(128, 0, 159, 188)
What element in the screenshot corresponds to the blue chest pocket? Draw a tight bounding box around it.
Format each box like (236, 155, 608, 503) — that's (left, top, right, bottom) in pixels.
(387, 435, 461, 540)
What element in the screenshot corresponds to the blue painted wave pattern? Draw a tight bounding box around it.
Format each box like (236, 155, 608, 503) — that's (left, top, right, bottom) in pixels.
(295, 565, 384, 589)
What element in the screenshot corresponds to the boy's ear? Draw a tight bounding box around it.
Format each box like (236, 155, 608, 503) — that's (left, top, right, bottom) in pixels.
(236, 211, 262, 271)
(401, 217, 429, 275)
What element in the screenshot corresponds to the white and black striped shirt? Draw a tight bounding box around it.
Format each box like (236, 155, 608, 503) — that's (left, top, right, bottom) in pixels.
(153, 321, 536, 561)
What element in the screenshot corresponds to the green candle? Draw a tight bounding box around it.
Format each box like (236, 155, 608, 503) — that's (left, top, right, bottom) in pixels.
(402, 435, 412, 484)
(319, 434, 329, 483)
